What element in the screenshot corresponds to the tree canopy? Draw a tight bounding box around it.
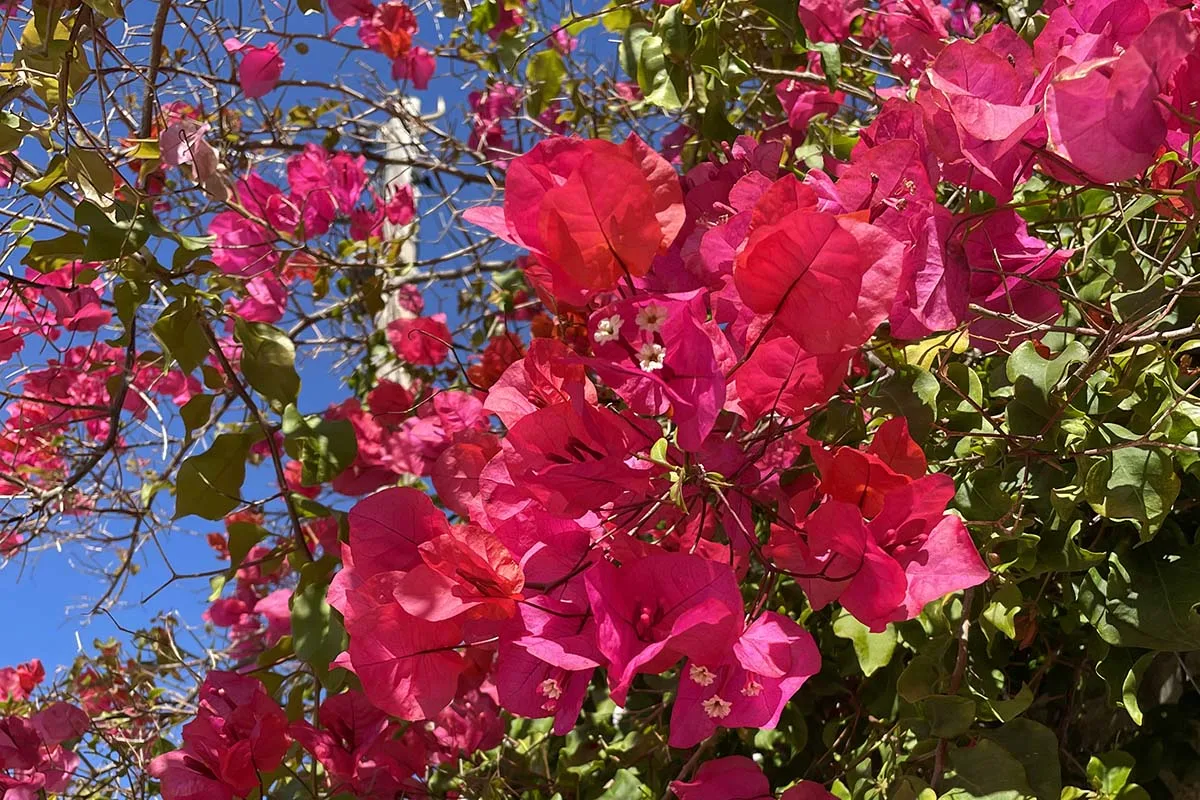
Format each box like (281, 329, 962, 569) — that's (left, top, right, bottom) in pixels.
(1, 0, 1200, 797)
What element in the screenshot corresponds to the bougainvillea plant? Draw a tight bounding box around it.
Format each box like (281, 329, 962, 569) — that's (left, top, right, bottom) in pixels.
(1, 0, 1199, 796)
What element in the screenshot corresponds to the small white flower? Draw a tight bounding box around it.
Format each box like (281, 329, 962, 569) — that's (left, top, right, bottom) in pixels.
(593, 314, 624, 344)
(702, 695, 733, 719)
(689, 664, 716, 686)
(539, 678, 563, 700)
(741, 678, 763, 697)
(635, 302, 669, 334)
(636, 341, 666, 373)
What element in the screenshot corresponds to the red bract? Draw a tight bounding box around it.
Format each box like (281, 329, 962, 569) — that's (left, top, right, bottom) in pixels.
(733, 332, 850, 421)
(811, 417, 926, 518)
(224, 39, 284, 99)
(290, 690, 428, 798)
(775, 62, 844, 134)
(670, 611, 820, 747)
(585, 291, 725, 450)
(0, 703, 87, 799)
(918, 30, 1043, 201)
(1044, 10, 1197, 183)
(670, 755, 836, 800)
(584, 552, 744, 704)
(734, 199, 896, 354)
(491, 399, 659, 518)
(387, 313, 452, 366)
(671, 756, 773, 800)
(394, 523, 525, 621)
(771, 477, 990, 631)
(797, 0, 863, 43)
(149, 672, 287, 799)
(0, 660, 44, 702)
(342, 486, 449, 578)
(335, 589, 466, 721)
(962, 210, 1073, 351)
(464, 135, 684, 299)
(496, 602, 599, 733)
(483, 338, 596, 427)
(359, 1, 417, 59)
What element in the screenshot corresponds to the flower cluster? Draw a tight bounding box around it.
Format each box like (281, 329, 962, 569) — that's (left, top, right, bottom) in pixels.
(0, 702, 89, 799)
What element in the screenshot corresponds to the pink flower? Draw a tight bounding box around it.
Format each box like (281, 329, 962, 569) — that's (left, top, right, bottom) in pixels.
(290, 690, 428, 798)
(393, 46, 436, 89)
(359, 1, 417, 59)
(669, 612, 820, 747)
(227, 274, 288, 323)
(584, 552, 745, 704)
(771, 479, 990, 631)
(328, 0, 375, 26)
(584, 291, 725, 450)
(1044, 10, 1197, 184)
(387, 313, 453, 366)
(798, 0, 864, 43)
(149, 672, 289, 798)
(224, 39, 284, 99)
(463, 135, 685, 302)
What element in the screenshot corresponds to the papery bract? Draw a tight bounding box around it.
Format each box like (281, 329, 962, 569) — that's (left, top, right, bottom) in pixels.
(584, 552, 744, 704)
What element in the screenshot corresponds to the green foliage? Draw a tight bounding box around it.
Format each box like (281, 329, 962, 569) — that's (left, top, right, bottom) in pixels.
(173, 433, 250, 520)
(282, 405, 357, 486)
(234, 319, 301, 407)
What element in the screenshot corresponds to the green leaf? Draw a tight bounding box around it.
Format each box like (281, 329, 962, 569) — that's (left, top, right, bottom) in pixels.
(174, 433, 250, 520)
(1081, 445, 1179, 537)
(1086, 752, 1135, 795)
(922, 695, 976, 738)
(180, 394, 215, 436)
(235, 319, 300, 406)
(153, 300, 210, 374)
(810, 41, 842, 87)
(525, 49, 566, 117)
(1121, 651, 1158, 726)
(22, 231, 88, 272)
(227, 521, 269, 572)
(1111, 275, 1166, 323)
(981, 584, 1022, 641)
(75, 200, 151, 260)
(298, 0, 322, 12)
(637, 34, 683, 111)
(1119, 193, 1158, 225)
(1004, 341, 1088, 436)
(0, 112, 33, 153)
(282, 405, 357, 486)
(113, 280, 149, 330)
(874, 364, 939, 439)
(648, 438, 670, 467)
(832, 611, 896, 676)
(82, 0, 124, 19)
(1082, 541, 1200, 651)
(24, 154, 68, 196)
(898, 654, 941, 703)
(596, 769, 651, 800)
(977, 720, 1062, 800)
(292, 560, 347, 687)
(66, 148, 116, 205)
(945, 738, 1034, 799)
(620, 25, 653, 80)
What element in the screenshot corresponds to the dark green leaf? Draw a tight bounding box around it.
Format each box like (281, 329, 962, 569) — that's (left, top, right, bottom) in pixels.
(174, 433, 250, 520)
(235, 319, 300, 406)
(153, 300, 211, 374)
(282, 405, 357, 486)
